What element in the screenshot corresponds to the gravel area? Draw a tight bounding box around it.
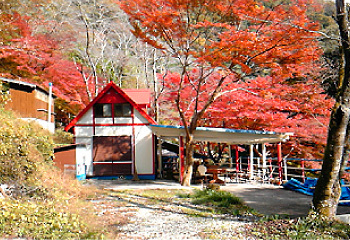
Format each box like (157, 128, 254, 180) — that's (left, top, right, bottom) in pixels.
(115, 196, 249, 240)
(86, 180, 258, 239)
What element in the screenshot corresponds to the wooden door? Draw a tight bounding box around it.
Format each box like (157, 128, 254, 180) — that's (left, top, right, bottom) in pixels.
(93, 136, 132, 176)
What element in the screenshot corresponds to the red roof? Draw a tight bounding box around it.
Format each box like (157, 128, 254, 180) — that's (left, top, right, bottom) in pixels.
(124, 89, 151, 106)
(65, 82, 156, 131)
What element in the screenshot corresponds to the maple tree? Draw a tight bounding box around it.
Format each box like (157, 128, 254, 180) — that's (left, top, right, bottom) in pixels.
(0, 12, 90, 125)
(160, 73, 334, 160)
(120, 0, 322, 186)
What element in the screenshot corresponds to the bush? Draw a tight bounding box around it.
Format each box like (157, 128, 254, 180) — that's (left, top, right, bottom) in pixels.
(0, 108, 54, 186)
(53, 128, 74, 145)
(0, 199, 100, 239)
(0, 108, 108, 239)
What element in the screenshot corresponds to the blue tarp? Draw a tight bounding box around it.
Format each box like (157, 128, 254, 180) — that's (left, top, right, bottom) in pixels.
(283, 178, 350, 206)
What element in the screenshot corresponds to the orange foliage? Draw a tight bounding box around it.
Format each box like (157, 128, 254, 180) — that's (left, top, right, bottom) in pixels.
(120, 0, 326, 158)
(0, 12, 94, 120)
(119, 0, 322, 79)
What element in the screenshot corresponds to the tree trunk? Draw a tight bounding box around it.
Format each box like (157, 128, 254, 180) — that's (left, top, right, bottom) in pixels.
(132, 165, 140, 181)
(312, 0, 350, 218)
(312, 104, 350, 217)
(181, 135, 195, 187)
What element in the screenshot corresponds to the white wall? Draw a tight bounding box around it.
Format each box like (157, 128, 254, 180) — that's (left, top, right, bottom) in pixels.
(75, 126, 94, 136)
(135, 125, 154, 174)
(78, 108, 93, 124)
(76, 144, 88, 179)
(75, 137, 93, 176)
(134, 111, 148, 124)
(22, 118, 55, 133)
(94, 126, 132, 136)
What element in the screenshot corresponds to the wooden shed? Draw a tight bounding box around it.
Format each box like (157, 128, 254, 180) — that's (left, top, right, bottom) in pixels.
(1, 78, 55, 132)
(65, 82, 156, 180)
(54, 144, 88, 180)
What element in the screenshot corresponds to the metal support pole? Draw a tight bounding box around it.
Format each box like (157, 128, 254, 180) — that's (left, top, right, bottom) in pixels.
(235, 145, 239, 173)
(262, 143, 267, 182)
(157, 137, 163, 179)
(277, 142, 283, 185)
(47, 82, 52, 131)
(284, 157, 288, 182)
(249, 145, 254, 180)
(228, 145, 232, 168)
(256, 145, 261, 180)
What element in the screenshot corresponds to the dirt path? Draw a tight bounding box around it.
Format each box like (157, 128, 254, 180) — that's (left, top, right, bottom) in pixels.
(88, 180, 250, 239)
(115, 196, 247, 240)
(87, 179, 350, 239)
(89, 179, 350, 217)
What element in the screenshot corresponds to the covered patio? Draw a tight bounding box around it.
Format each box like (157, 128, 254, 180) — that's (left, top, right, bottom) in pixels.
(151, 125, 293, 184)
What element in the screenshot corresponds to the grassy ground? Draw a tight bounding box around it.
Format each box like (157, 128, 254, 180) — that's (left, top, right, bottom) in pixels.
(106, 187, 350, 239)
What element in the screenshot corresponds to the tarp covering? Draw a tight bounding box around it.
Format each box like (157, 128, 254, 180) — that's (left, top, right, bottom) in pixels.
(283, 178, 350, 206)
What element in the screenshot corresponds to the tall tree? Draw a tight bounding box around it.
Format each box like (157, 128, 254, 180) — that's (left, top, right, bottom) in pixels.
(312, 0, 350, 218)
(119, 0, 322, 186)
(160, 74, 334, 160)
(44, 0, 170, 103)
(0, 12, 89, 125)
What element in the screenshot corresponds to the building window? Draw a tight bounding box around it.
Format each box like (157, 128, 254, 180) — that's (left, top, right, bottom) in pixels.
(94, 103, 112, 118)
(114, 103, 132, 117)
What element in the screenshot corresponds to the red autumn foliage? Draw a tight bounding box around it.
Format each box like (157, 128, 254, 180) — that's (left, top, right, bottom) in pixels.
(119, 0, 321, 79)
(159, 71, 333, 158)
(0, 12, 95, 123)
(120, 0, 324, 185)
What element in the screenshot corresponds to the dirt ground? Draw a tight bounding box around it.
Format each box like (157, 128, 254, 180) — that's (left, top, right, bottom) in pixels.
(87, 179, 249, 239)
(87, 179, 350, 218)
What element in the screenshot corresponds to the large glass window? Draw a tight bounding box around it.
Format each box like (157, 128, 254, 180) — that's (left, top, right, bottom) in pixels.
(114, 103, 132, 117)
(94, 104, 112, 118)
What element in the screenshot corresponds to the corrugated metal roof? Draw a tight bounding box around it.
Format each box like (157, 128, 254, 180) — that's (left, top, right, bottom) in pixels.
(151, 125, 293, 144)
(0, 77, 37, 88)
(0, 77, 56, 97)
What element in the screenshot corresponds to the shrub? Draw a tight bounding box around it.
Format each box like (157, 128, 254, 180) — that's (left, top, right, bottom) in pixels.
(0, 81, 10, 106)
(53, 128, 74, 145)
(0, 108, 108, 239)
(0, 108, 54, 186)
(0, 199, 100, 239)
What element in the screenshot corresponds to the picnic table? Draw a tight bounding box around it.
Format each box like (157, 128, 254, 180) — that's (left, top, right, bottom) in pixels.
(206, 166, 227, 185)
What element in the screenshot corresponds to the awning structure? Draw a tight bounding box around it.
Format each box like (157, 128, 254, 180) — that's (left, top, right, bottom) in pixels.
(151, 124, 293, 184)
(150, 125, 293, 145)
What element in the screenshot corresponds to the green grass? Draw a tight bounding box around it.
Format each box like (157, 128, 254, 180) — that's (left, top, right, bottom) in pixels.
(130, 189, 185, 199)
(188, 188, 255, 216)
